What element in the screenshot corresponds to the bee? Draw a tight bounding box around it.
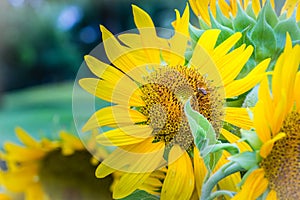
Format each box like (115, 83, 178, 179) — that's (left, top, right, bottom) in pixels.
(197, 87, 207, 95)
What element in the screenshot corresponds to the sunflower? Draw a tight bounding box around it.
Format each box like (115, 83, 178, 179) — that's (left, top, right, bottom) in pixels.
(0, 128, 114, 200)
(189, 0, 299, 83)
(189, 0, 299, 25)
(79, 4, 270, 199)
(230, 35, 300, 199)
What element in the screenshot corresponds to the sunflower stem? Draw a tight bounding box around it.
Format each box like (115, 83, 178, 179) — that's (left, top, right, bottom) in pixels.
(207, 190, 236, 200)
(200, 161, 245, 200)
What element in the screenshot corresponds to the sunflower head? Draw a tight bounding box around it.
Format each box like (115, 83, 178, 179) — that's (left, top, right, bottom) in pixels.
(189, 0, 300, 78)
(74, 3, 272, 199)
(0, 128, 114, 200)
(230, 34, 300, 199)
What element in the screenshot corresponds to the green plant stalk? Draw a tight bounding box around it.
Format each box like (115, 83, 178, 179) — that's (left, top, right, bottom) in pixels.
(208, 190, 236, 200)
(200, 161, 245, 200)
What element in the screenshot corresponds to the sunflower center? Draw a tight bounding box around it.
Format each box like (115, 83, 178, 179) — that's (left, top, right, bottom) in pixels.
(139, 65, 224, 150)
(260, 111, 300, 200)
(39, 149, 113, 200)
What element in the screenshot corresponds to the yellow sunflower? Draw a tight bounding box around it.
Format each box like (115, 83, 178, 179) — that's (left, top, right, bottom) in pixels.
(0, 128, 114, 200)
(79, 4, 270, 199)
(189, 0, 299, 25)
(231, 35, 300, 199)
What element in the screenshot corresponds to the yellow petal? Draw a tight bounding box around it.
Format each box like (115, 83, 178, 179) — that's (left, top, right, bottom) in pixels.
(254, 100, 271, 143)
(132, 5, 163, 64)
(84, 55, 112, 78)
(1, 164, 38, 192)
(224, 58, 270, 98)
(100, 25, 146, 77)
(297, 3, 300, 21)
(190, 39, 223, 88)
(25, 183, 47, 200)
(95, 163, 116, 178)
(96, 125, 152, 146)
(260, 132, 286, 158)
(169, 4, 190, 66)
(193, 146, 207, 197)
(295, 72, 300, 111)
(59, 131, 84, 155)
(221, 128, 252, 152)
(266, 190, 278, 200)
(198, 29, 221, 53)
(161, 145, 194, 200)
(271, 91, 287, 135)
(219, 0, 231, 17)
(224, 107, 253, 130)
(132, 5, 154, 29)
(258, 76, 273, 125)
(272, 34, 298, 111)
(189, 0, 211, 25)
(117, 33, 142, 49)
(232, 168, 268, 200)
(213, 32, 242, 62)
(215, 43, 246, 72)
(252, 0, 261, 15)
(281, 0, 299, 17)
(230, 0, 238, 15)
(221, 45, 253, 86)
(98, 138, 165, 174)
(113, 172, 152, 199)
(82, 105, 147, 131)
(79, 78, 145, 106)
(172, 4, 190, 37)
(15, 127, 39, 148)
(0, 194, 11, 200)
(3, 143, 45, 162)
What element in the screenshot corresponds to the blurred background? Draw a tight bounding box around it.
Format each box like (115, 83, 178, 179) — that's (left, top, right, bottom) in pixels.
(0, 0, 188, 145)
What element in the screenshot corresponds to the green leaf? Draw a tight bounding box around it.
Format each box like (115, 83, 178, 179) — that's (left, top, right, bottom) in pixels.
(250, 9, 277, 62)
(228, 151, 258, 170)
(119, 190, 159, 200)
(184, 98, 217, 151)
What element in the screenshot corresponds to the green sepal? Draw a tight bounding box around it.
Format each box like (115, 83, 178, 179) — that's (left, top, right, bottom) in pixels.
(209, 10, 235, 45)
(241, 86, 258, 108)
(250, 9, 276, 62)
(184, 50, 193, 64)
(189, 23, 204, 43)
(184, 98, 217, 149)
(264, 0, 278, 27)
(215, 4, 233, 28)
(233, 1, 256, 32)
(228, 151, 259, 170)
(119, 190, 159, 200)
(245, 3, 256, 19)
(240, 129, 262, 150)
(274, 16, 300, 50)
(198, 17, 210, 30)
